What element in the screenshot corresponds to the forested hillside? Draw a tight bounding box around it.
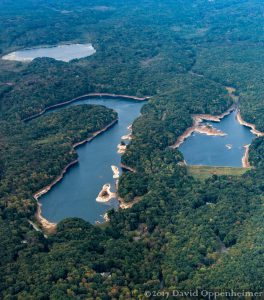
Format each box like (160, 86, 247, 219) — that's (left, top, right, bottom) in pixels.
(0, 0, 264, 298)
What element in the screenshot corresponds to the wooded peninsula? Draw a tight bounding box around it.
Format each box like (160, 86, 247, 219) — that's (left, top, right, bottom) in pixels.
(0, 1, 264, 299)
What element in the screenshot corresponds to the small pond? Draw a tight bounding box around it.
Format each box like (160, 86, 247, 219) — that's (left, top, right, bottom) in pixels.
(2, 43, 96, 62)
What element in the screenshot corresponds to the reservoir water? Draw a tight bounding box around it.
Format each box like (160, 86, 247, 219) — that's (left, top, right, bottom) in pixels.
(39, 97, 145, 224)
(179, 110, 255, 167)
(2, 43, 96, 62)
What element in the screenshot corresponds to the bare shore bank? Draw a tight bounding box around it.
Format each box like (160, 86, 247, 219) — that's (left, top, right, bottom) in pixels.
(33, 119, 118, 232)
(173, 106, 264, 169)
(242, 145, 250, 168)
(172, 105, 235, 148)
(237, 111, 264, 168)
(96, 183, 116, 202)
(23, 93, 150, 122)
(111, 165, 120, 179)
(236, 110, 264, 137)
(117, 143, 127, 154)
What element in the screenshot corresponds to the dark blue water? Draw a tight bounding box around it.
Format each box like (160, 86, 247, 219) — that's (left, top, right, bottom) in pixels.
(40, 98, 145, 224)
(179, 110, 255, 167)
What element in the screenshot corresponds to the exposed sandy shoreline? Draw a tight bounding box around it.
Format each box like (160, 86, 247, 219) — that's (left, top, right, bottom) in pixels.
(103, 212, 110, 222)
(35, 204, 57, 234)
(194, 105, 235, 123)
(237, 111, 264, 168)
(122, 124, 133, 140)
(33, 119, 118, 232)
(72, 119, 117, 148)
(195, 125, 226, 136)
(117, 143, 127, 154)
(180, 73, 261, 169)
(96, 183, 116, 202)
(97, 162, 137, 212)
(121, 133, 132, 140)
(111, 165, 120, 179)
(32, 83, 264, 228)
(173, 105, 264, 169)
(31, 92, 146, 231)
(242, 145, 250, 168)
(23, 93, 150, 122)
(2, 52, 32, 62)
(34, 159, 78, 200)
(236, 110, 264, 137)
(172, 105, 235, 148)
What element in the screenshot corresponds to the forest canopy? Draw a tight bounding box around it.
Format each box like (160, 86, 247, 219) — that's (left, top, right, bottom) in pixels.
(0, 0, 264, 299)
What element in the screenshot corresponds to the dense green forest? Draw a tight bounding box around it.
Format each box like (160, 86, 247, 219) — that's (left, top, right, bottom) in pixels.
(0, 0, 264, 299)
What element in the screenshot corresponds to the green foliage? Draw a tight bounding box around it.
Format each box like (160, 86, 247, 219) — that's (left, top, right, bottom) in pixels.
(249, 137, 264, 168)
(0, 0, 264, 298)
(187, 165, 249, 181)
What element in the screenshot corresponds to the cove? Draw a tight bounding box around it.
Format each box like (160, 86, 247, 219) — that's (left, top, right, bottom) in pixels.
(1, 43, 96, 62)
(178, 110, 255, 167)
(39, 97, 145, 224)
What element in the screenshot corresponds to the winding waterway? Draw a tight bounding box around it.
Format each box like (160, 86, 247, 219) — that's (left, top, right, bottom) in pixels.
(39, 97, 145, 224)
(179, 110, 255, 167)
(2, 43, 96, 62)
(38, 97, 256, 226)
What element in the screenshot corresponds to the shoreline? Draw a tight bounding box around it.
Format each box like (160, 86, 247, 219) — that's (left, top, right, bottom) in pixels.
(32, 84, 264, 228)
(194, 105, 236, 123)
(35, 203, 57, 234)
(195, 125, 226, 136)
(237, 111, 264, 168)
(121, 133, 132, 140)
(33, 118, 118, 232)
(111, 165, 120, 179)
(96, 183, 116, 202)
(242, 145, 250, 168)
(23, 93, 150, 122)
(2, 44, 96, 63)
(117, 143, 127, 154)
(172, 105, 235, 148)
(173, 106, 264, 169)
(183, 72, 260, 169)
(236, 110, 264, 137)
(71, 119, 118, 148)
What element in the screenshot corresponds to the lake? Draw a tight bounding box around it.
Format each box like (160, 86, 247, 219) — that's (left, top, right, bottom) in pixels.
(39, 97, 145, 224)
(179, 110, 255, 167)
(2, 43, 96, 62)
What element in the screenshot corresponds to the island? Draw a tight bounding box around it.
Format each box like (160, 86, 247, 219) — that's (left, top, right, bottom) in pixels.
(1, 1, 264, 298)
